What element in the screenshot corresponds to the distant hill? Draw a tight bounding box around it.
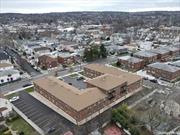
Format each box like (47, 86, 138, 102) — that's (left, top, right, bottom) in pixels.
(0, 11, 180, 30)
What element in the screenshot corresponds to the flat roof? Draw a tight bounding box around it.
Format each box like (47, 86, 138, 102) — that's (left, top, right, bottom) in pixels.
(34, 76, 107, 111)
(0, 70, 19, 77)
(148, 62, 180, 72)
(170, 60, 180, 68)
(0, 63, 13, 68)
(87, 74, 126, 91)
(84, 64, 141, 85)
(134, 50, 157, 58)
(161, 46, 180, 52)
(118, 56, 143, 63)
(150, 48, 170, 55)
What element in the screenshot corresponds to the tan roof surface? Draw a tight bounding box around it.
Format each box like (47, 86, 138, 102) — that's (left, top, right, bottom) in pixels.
(34, 76, 106, 111)
(85, 64, 141, 84)
(87, 74, 126, 91)
(0, 63, 13, 68)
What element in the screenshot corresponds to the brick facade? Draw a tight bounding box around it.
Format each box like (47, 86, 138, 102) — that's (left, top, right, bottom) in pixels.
(118, 58, 145, 71)
(38, 55, 58, 69)
(146, 66, 180, 82)
(57, 56, 75, 65)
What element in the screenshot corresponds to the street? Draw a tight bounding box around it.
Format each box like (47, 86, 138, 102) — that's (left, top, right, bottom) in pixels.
(0, 54, 118, 94)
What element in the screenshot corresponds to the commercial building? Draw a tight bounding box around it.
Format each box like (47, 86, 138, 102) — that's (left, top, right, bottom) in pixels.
(33, 64, 142, 125)
(147, 62, 180, 82)
(118, 56, 144, 71)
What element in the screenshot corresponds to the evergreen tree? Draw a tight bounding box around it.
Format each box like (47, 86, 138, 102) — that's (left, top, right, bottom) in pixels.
(100, 44, 107, 58)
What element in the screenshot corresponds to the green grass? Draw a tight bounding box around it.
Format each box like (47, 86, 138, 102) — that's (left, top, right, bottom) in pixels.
(25, 87, 34, 93)
(69, 73, 78, 78)
(7, 117, 39, 135)
(5, 93, 19, 100)
(6, 87, 34, 99)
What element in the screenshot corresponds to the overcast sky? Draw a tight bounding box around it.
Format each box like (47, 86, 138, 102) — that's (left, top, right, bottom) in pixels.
(0, 0, 180, 13)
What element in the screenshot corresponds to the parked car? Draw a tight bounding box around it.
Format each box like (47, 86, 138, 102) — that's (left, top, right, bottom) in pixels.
(9, 96, 19, 102)
(150, 79, 157, 83)
(47, 127, 56, 133)
(22, 83, 32, 87)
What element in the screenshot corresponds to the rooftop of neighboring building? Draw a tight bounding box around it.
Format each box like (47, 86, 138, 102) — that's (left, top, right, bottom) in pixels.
(34, 47, 51, 52)
(148, 62, 180, 72)
(160, 46, 180, 52)
(150, 47, 170, 55)
(104, 124, 125, 135)
(0, 63, 13, 68)
(87, 74, 127, 91)
(34, 76, 107, 111)
(169, 60, 180, 68)
(118, 56, 143, 63)
(38, 55, 57, 62)
(58, 52, 74, 58)
(0, 69, 19, 76)
(60, 40, 78, 46)
(134, 50, 157, 58)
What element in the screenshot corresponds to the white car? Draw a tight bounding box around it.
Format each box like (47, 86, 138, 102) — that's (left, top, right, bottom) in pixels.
(9, 96, 19, 102)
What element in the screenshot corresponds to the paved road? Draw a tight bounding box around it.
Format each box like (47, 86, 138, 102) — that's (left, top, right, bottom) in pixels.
(4, 47, 41, 76)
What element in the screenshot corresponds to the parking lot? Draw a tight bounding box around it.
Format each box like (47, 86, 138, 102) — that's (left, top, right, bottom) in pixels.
(62, 73, 87, 90)
(11, 91, 112, 135)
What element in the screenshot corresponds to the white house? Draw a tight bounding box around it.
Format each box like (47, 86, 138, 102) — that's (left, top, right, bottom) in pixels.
(0, 96, 12, 118)
(0, 70, 21, 85)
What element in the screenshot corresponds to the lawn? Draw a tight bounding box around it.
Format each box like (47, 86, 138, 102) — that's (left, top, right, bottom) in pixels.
(6, 93, 19, 100)
(6, 87, 34, 99)
(7, 117, 39, 135)
(69, 73, 79, 78)
(25, 87, 34, 93)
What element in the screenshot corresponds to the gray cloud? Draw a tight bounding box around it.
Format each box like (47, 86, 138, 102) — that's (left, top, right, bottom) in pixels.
(0, 0, 180, 13)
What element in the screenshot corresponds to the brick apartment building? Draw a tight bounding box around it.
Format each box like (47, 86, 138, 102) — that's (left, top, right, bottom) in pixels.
(34, 64, 142, 125)
(133, 50, 158, 65)
(147, 62, 180, 82)
(161, 46, 180, 57)
(57, 53, 75, 65)
(118, 56, 145, 71)
(38, 55, 58, 69)
(150, 48, 170, 61)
